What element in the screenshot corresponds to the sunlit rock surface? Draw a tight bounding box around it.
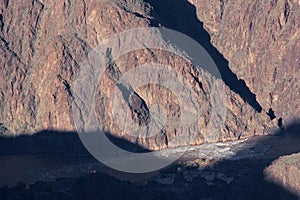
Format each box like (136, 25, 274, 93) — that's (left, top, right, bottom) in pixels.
(0, 0, 278, 150)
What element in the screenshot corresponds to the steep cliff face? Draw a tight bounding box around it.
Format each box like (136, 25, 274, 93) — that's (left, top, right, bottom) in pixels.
(188, 0, 300, 125)
(0, 0, 292, 150)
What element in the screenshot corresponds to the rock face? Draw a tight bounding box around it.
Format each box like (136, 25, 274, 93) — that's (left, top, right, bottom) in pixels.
(188, 0, 300, 125)
(0, 0, 298, 150)
(0, 0, 150, 134)
(265, 153, 300, 197)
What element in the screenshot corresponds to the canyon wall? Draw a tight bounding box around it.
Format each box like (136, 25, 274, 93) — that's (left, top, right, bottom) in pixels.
(189, 0, 300, 124)
(1, 0, 298, 150)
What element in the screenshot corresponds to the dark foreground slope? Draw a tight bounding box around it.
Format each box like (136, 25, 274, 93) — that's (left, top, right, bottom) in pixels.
(0, 122, 300, 200)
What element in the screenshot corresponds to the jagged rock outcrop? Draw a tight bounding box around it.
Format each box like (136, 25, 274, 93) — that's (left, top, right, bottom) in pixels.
(0, 0, 292, 150)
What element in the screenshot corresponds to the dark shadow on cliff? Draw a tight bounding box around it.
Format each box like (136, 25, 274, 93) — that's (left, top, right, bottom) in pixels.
(0, 130, 89, 155)
(144, 0, 262, 112)
(0, 130, 150, 155)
